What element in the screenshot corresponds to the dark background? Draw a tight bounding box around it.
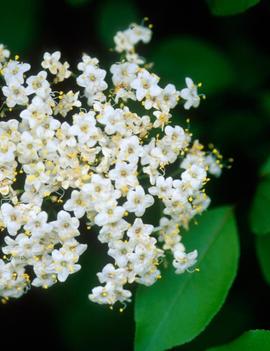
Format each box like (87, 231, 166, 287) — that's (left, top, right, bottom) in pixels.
(1, 0, 270, 350)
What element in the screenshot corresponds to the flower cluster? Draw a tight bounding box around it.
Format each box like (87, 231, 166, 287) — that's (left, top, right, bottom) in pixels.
(0, 23, 222, 306)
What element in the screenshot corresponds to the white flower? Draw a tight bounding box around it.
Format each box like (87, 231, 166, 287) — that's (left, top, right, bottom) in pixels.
(53, 210, 80, 242)
(181, 164, 207, 190)
(24, 211, 52, 237)
(64, 190, 88, 218)
(51, 248, 82, 282)
(70, 112, 96, 143)
(158, 217, 181, 250)
(113, 23, 152, 54)
(151, 140, 178, 165)
(32, 259, 57, 288)
(2, 60, 30, 85)
(35, 116, 60, 139)
(124, 186, 154, 217)
(82, 174, 115, 201)
(108, 240, 134, 267)
(20, 96, 52, 128)
(128, 23, 152, 45)
(98, 219, 129, 243)
(57, 122, 77, 147)
(149, 176, 173, 198)
(77, 54, 99, 71)
(97, 263, 127, 285)
(128, 243, 156, 275)
(54, 90, 81, 117)
(108, 161, 138, 191)
(0, 137, 16, 163)
(173, 249, 198, 274)
(131, 69, 161, 101)
(97, 105, 125, 135)
(136, 268, 161, 286)
(153, 111, 171, 129)
(77, 64, 107, 91)
(41, 52, 71, 82)
(94, 200, 125, 226)
(89, 282, 118, 305)
(0, 119, 19, 140)
(118, 136, 143, 164)
(127, 218, 153, 241)
(2, 82, 28, 108)
(25, 71, 50, 97)
(154, 84, 179, 112)
(23, 161, 50, 190)
(16, 131, 41, 163)
(0, 203, 23, 235)
(56, 61, 71, 82)
(0, 44, 10, 63)
(110, 62, 138, 87)
(164, 125, 187, 150)
(3, 233, 44, 259)
(0, 260, 28, 298)
(41, 51, 61, 74)
(205, 154, 222, 177)
(125, 52, 145, 65)
(114, 31, 134, 53)
(180, 77, 201, 110)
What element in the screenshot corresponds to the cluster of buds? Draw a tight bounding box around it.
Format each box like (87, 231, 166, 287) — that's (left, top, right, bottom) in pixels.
(0, 24, 222, 306)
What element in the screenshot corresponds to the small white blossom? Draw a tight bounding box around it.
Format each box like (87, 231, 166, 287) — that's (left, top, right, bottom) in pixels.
(64, 190, 88, 218)
(173, 248, 198, 274)
(41, 51, 61, 74)
(2, 82, 28, 107)
(180, 77, 201, 110)
(51, 248, 82, 282)
(0, 44, 10, 64)
(25, 71, 50, 97)
(2, 60, 30, 85)
(131, 69, 161, 101)
(124, 186, 154, 217)
(1, 203, 24, 235)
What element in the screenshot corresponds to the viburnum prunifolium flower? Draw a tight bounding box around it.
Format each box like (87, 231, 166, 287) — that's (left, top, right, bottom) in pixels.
(0, 22, 222, 307)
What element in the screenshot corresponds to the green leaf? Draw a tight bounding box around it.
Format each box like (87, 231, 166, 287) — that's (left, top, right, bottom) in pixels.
(96, 0, 140, 48)
(207, 330, 270, 350)
(250, 156, 270, 236)
(179, 294, 254, 351)
(260, 156, 270, 177)
(207, 0, 261, 16)
(250, 161, 270, 235)
(0, 0, 40, 52)
(256, 235, 270, 285)
(151, 37, 234, 95)
(135, 206, 239, 351)
(66, 0, 91, 6)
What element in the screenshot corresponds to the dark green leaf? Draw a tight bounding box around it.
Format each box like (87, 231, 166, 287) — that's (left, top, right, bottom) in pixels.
(0, 0, 40, 52)
(207, 330, 270, 350)
(97, 0, 140, 48)
(250, 176, 270, 236)
(151, 37, 234, 95)
(256, 235, 270, 285)
(260, 156, 270, 177)
(180, 293, 254, 351)
(207, 0, 261, 16)
(135, 207, 239, 351)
